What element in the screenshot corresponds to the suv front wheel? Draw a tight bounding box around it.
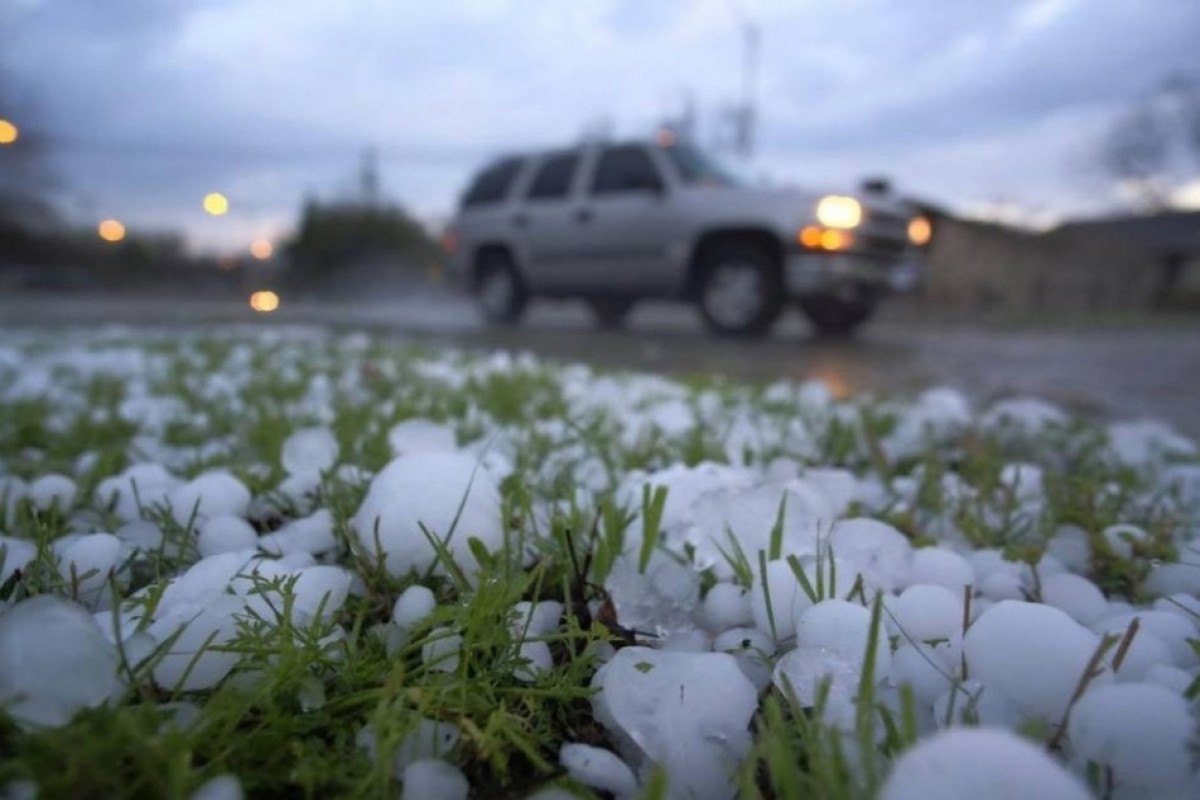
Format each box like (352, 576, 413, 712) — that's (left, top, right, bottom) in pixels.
(695, 240, 784, 337)
(475, 250, 527, 325)
(797, 292, 876, 337)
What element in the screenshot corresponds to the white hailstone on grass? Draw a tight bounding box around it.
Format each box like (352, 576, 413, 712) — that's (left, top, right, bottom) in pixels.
(190, 774, 243, 800)
(702, 582, 754, 632)
(713, 627, 774, 690)
(559, 744, 638, 798)
(146, 596, 244, 691)
(509, 600, 563, 637)
(880, 727, 1090, 800)
(1039, 573, 1109, 626)
(167, 471, 251, 528)
(351, 452, 503, 582)
(1106, 419, 1196, 465)
(289, 566, 352, 624)
(1046, 524, 1091, 573)
(1102, 523, 1147, 560)
(828, 518, 913, 591)
(422, 627, 463, 672)
(94, 463, 180, 522)
(997, 462, 1043, 503)
(387, 419, 456, 457)
(514, 641, 553, 682)
(280, 426, 339, 477)
(160, 552, 253, 608)
(0, 596, 123, 727)
(890, 584, 962, 641)
(616, 461, 755, 544)
(750, 559, 815, 643)
(28, 473, 76, 510)
(604, 552, 700, 638)
(774, 599, 891, 706)
(964, 600, 1104, 723)
(932, 679, 1022, 729)
(393, 585, 437, 631)
(0, 476, 27, 526)
(1093, 610, 1198, 667)
(905, 548, 975, 593)
(1068, 683, 1195, 797)
(591, 647, 757, 800)
(400, 759, 468, 800)
(980, 397, 1068, 438)
(53, 532, 122, 605)
(1154, 592, 1200, 620)
(257, 509, 337, 556)
(889, 641, 958, 705)
(116, 520, 165, 553)
(196, 515, 258, 557)
(0, 535, 36, 585)
(1145, 563, 1200, 597)
(1163, 464, 1200, 508)
(1144, 664, 1193, 695)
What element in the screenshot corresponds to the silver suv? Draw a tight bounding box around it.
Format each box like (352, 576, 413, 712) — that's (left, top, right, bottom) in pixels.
(445, 139, 929, 336)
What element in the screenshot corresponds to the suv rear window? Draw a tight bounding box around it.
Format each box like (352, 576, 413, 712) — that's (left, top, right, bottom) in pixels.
(590, 146, 664, 194)
(526, 152, 579, 200)
(461, 158, 523, 207)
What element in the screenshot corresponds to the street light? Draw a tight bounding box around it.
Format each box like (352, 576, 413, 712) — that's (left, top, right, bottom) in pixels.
(0, 119, 18, 145)
(203, 192, 229, 216)
(98, 219, 126, 242)
(250, 239, 273, 260)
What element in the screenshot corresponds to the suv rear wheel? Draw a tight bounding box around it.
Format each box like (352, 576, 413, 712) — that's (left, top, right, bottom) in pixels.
(587, 297, 636, 329)
(475, 250, 527, 325)
(798, 292, 876, 337)
(695, 240, 783, 337)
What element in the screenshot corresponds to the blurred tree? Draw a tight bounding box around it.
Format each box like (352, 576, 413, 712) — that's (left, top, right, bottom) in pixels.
(1103, 75, 1200, 210)
(0, 71, 57, 230)
(283, 198, 444, 290)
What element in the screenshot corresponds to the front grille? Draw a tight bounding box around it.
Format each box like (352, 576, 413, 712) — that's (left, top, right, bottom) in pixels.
(858, 233, 908, 259)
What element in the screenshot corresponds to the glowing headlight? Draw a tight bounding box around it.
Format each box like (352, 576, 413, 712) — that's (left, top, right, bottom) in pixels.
(816, 195, 862, 229)
(908, 215, 932, 246)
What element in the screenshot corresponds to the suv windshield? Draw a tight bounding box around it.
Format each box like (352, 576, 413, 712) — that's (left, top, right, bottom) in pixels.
(661, 144, 744, 188)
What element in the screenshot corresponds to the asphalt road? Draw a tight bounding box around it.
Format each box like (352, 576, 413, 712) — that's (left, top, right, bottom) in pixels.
(2, 290, 1199, 437)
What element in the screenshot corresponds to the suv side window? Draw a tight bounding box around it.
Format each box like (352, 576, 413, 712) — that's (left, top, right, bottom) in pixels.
(461, 157, 523, 207)
(590, 146, 664, 195)
(526, 152, 579, 200)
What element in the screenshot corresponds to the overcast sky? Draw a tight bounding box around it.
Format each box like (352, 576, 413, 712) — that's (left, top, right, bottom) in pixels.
(3, 0, 1199, 253)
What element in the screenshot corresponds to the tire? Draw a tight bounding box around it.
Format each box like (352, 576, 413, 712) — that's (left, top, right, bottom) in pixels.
(587, 297, 636, 329)
(474, 250, 527, 325)
(798, 292, 876, 337)
(695, 240, 784, 337)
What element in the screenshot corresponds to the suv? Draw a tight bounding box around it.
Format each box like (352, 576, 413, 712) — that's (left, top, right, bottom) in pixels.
(445, 138, 930, 336)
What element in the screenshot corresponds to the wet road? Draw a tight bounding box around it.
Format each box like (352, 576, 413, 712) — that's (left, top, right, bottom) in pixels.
(2, 291, 1198, 437)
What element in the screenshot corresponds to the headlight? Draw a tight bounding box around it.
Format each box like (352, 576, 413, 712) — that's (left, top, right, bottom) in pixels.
(816, 195, 862, 229)
(908, 215, 932, 246)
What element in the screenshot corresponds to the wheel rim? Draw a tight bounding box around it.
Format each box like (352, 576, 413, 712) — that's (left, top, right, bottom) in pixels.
(703, 262, 765, 328)
(479, 269, 515, 316)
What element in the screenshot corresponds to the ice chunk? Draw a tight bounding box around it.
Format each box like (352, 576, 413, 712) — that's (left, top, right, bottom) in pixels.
(750, 559, 814, 643)
(1107, 419, 1196, 465)
(889, 641, 957, 704)
(146, 596, 244, 691)
(281, 426, 339, 477)
(1068, 683, 1194, 797)
(393, 585, 437, 630)
(397, 718, 462, 769)
(513, 640, 553, 682)
(1144, 563, 1200, 597)
(509, 600, 563, 637)
(422, 628, 462, 672)
(890, 584, 962, 641)
(29, 474, 77, 511)
(195, 515, 257, 558)
(190, 774, 243, 800)
(880, 727, 1090, 800)
(1093, 610, 1197, 667)
(905, 548, 974, 593)
(702, 582, 754, 632)
(1046, 525, 1090, 573)
(980, 397, 1067, 438)
(0, 596, 123, 727)
(964, 600, 1103, 723)
(290, 566, 352, 624)
(168, 472, 251, 528)
(1040, 573, 1108, 626)
(713, 627, 773, 690)
(54, 533, 122, 605)
(257, 509, 337, 556)
(592, 647, 757, 800)
(605, 553, 700, 638)
(0, 535, 36, 586)
(686, 483, 828, 576)
(400, 759, 468, 800)
(559, 744, 637, 798)
(352, 452, 503, 582)
(1101, 524, 1146, 560)
(94, 463, 180, 522)
(828, 518, 912, 591)
(388, 419, 456, 457)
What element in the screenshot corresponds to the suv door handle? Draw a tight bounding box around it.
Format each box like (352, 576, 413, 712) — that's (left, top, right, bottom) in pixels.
(512, 213, 529, 228)
(574, 209, 593, 224)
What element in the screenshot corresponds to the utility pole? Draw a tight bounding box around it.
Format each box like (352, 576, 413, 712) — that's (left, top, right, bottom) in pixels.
(736, 19, 759, 158)
(359, 146, 379, 208)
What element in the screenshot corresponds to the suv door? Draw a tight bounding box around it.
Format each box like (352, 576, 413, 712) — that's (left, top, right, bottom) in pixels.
(515, 150, 585, 292)
(573, 144, 677, 293)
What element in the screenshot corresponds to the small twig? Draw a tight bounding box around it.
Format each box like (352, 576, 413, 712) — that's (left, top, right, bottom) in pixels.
(1047, 632, 1119, 753)
(1110, 617, 1140, 675)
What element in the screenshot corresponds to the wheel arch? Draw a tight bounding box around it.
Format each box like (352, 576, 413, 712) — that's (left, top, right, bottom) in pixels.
(684, 228, 785, 299)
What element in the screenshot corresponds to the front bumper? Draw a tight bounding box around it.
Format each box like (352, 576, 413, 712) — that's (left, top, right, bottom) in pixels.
(784, 250, 922, 296)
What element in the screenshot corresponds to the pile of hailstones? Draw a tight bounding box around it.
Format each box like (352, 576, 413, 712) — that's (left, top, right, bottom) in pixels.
(3, 384, 1200, 799)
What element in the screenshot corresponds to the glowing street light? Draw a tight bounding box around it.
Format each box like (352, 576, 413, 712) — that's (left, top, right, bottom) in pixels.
(203, 192, 229, 216)
(250, 239, 273, 260)
(0, 119, 17, 145)
(98, 219, 126, 243)
(249, 290, 280, 313)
